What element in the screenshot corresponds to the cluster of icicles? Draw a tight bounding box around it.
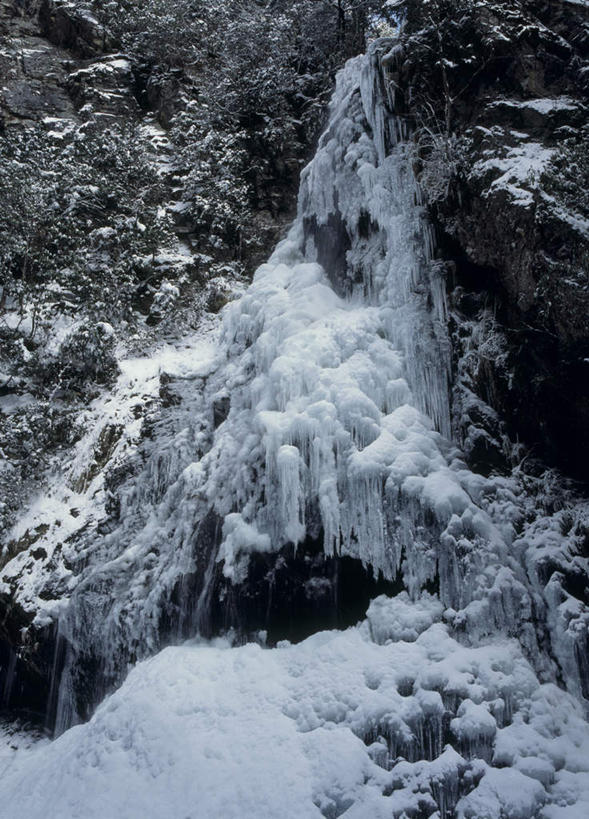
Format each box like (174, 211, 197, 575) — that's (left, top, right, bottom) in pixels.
(201, 50, 515, 622)
(8, 42, 586, 743)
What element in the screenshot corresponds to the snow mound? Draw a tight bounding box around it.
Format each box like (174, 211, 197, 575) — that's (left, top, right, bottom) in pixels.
(2, 598, 588, 819)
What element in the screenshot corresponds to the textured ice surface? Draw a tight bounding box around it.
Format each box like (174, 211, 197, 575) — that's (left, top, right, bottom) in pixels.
(0, 42, 588, 814)
(1, 600, 588, 819)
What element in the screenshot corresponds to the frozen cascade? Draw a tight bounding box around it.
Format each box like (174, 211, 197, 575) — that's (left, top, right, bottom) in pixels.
(1, 44, 588, 815)
(210, 51, 459, 582)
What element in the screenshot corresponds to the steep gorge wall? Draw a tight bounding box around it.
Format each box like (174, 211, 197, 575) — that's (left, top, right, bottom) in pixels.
(389, 0, 589, 478)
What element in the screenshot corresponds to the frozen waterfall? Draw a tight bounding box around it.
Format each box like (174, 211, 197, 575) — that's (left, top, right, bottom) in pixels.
(200, 52, 458, 583)
(1, 45, 587, 817)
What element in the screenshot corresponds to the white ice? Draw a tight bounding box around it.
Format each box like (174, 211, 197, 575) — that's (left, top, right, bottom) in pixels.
(1, 598, 588, 819)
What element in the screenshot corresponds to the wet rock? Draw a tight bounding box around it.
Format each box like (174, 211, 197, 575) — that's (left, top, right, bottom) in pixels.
(0, 22, 76, 123)
(66, 54, 138, 118)
(38, 0, 114, 59)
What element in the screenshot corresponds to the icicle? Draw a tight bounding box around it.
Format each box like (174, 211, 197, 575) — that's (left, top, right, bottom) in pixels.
(1, 648, 17, 708)
(45, 622, 78, 737)
(277, 445, 305, 545)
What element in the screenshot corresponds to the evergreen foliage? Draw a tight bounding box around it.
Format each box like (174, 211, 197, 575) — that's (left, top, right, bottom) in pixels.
(0, 123, 175, 319)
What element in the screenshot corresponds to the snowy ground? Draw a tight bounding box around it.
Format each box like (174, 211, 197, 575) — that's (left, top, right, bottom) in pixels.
(1, 596, 588, 819)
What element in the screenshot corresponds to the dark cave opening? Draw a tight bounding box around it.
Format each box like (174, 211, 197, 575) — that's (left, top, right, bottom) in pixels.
(207, 532, 405, 645)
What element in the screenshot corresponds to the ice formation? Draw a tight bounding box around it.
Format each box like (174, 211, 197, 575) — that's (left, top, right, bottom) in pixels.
(2, 599, 589, 819)
(1, 42, 588, 818)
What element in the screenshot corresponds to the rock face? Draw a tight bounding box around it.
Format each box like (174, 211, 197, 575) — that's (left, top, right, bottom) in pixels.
(389, 0, 589, 478)
(0, 2, 144, 125)
(37, 0, 113, 58)
(0, 2, 75, 124)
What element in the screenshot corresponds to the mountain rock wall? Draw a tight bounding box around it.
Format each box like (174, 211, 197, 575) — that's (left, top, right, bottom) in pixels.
(389, 0, 589, 478)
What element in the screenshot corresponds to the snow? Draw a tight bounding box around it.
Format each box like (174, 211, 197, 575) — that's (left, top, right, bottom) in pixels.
(456, 766, 546, 818)
(540, 191, 589, 239)
(489, 97, 579, 114)
(366, 591, 443, 643)
(0, 392, 34, 415)
(1, 599, 588, 819)
(0, 722, 49, 782)
(219, 513, 272, 581)
(472, 141, 554, 207)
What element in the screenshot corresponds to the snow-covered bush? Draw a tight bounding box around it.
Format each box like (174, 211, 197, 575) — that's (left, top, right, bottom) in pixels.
(541, 124, 589, 225)
(51, 321, 118, 389)
(88, 0, 392, 265)
(0, 123, 176, 323)
(409, 131, 471, 205)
